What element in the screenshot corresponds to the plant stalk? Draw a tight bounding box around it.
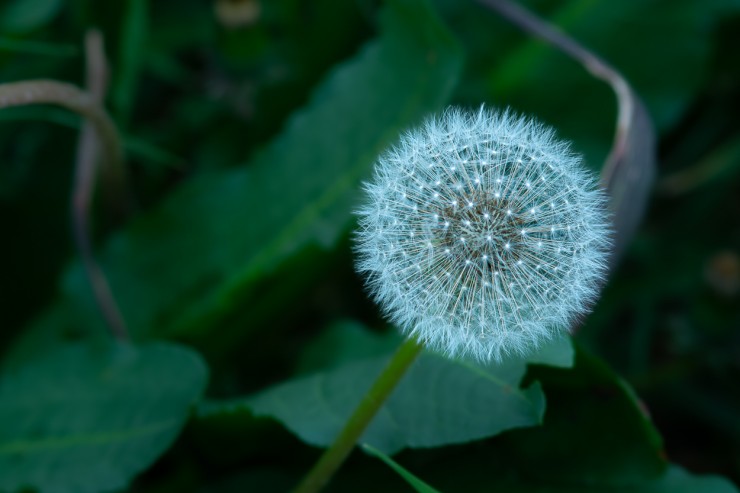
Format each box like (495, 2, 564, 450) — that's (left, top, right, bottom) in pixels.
(292, 336, 424, 493)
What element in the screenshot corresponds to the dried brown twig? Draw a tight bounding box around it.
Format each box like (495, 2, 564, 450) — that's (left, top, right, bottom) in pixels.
(478, 0, 656, 262)
(0, 30, 129, 341)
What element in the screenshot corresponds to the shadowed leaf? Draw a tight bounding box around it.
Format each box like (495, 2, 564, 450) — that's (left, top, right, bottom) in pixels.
(362, 444, 442, 493)
(0, 343, 208, 493)
(10, 0, 464, 359)
(203, 335, 572, 455)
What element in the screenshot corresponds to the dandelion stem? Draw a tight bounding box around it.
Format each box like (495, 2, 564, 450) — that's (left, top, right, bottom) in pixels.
(292, 336, 424, 493)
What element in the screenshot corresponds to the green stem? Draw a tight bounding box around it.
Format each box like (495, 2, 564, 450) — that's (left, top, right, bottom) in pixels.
(292, 337, 424, 493)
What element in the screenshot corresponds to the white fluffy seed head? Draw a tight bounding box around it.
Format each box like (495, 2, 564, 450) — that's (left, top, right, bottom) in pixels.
(354, 107, 612, 363)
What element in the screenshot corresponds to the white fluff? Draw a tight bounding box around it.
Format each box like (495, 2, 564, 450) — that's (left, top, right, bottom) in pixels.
(354, 107, 611, 362)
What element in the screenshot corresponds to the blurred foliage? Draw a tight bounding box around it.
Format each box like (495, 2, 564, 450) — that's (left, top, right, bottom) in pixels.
(1, 0, 739, 491)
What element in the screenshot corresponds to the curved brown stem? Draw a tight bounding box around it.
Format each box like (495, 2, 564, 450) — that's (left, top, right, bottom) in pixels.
(0, 31, 130, 342)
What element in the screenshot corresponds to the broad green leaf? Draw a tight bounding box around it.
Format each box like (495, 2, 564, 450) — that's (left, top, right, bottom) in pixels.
(362, 444, 442, 493)
(0, 342, 208, 493)
(196, 326, 573, 456)
(190, 331, 570, 465)
(11, 0, 464, 356)
(210, 339, 575, 455)
(295, 321, 404, 374)
(238, 352, 545, 454)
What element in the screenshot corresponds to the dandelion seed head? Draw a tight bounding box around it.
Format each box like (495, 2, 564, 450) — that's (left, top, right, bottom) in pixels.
(354, 107, 611, 362)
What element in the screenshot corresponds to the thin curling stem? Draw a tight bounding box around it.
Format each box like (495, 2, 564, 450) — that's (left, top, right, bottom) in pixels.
(0, 60, 129, 341)
(476, 0, 632, 191)
(292, 337, 424, 493)
(71, 30, 130, 343)
(0, 80, 124, 187)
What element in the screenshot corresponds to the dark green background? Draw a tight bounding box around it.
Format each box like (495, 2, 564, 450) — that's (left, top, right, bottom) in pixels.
(1, 0, 739, 491)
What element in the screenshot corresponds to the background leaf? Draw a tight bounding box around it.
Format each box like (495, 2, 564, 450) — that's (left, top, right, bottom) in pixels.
(0, 0, 63, 33)
(1, 0, 739, 489)
(112, 0, 148, 127)
(9, 0, 465, 360)
(295, 320, 404, 375)
(475, 0, 658, 262)
(0, 342, 208, 493)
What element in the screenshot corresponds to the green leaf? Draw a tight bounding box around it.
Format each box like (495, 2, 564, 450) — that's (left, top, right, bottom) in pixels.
(12, 0, 464, 355)
(521, 333, 574, 368)
(197, 327, 572, 455)
(0, 0, 63, 32)
(500, 346, 668, 484)
(328, 348, 739, 493)
(211, 338, 575, 455)
(295, 321, 404, 374)
(0, 37, 77, 57)
(113, 0, 148, 126)
(0, 342, 208, 493)
(362, 444, 442, 493)
(639, 467, 740, 493)
(297, 322, 573, 375)
(193, 397, 298, 466)
(446, 0, 737, 168)
(395, 345, 667, 493)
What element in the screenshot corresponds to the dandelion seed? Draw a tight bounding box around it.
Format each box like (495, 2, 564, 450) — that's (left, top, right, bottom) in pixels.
(354, 107, 611, 362)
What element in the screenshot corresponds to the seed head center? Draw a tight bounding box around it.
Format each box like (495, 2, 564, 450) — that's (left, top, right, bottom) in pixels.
(436, 192, 524, 269)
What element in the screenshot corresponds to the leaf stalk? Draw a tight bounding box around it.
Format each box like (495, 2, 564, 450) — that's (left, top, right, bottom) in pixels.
(292, 337, 424, 493)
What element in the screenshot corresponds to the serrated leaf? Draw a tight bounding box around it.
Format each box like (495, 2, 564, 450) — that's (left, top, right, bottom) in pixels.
(0, 342, 208, 493)
(12, 0, 464, 356)
(197, 327, 572, 455)
(362, 444, 442, 493)
(210, 346, 567, 455)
